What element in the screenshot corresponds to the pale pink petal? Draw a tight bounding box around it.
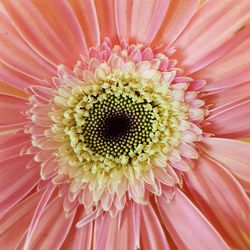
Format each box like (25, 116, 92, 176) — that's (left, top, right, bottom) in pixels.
(68, 0, 100, 47)
(76, 208, 102, 228)
(0, 94, 28, 126)
(0, 140, 30, 161)
(40, 155, 58, 180)
(174, 0, 250, 73)
(178, 142, 199, 159)
(205, 82, 250, 108)
(153, 0, 199, 46)
(0, 13, 56, 79)
(157, 188, 229, 250)
(0, 132, 29, 149)
(29, 85, 56, 102)
(185, 155, 250, 249)
(203, 137, 250, 192)
(0, 191, 43, 249)
(0, 155, 40, 217)
(1, 0, 87, 67)
(0, 62, 45, 91)
(24, 183, 56, 249)
(0, 80, 28, 98)
(0, 131, 30, 160)
(194, 38, 250, 91)
(116, 0, 170, 44)
(27, 197, 76, 250)
(61, 208, 93, 250)
(0, 123, 28, 133)
(205, 99, 250, 138)
(141, 203, 170, 250)
(94, 204, 137, 250)
(94, 0, 118, 42)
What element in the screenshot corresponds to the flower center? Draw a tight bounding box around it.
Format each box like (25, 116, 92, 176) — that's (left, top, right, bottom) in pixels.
(81, 92, 155, 159)
(63, 76, 184, 169)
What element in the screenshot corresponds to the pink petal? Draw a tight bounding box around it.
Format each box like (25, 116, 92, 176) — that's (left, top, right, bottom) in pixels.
(0, 123, 28, 134)
(129, 179, 145, 203)
(141, 203, 170, 250)
(0, 155, 40, 217)
(194, 38, 250, 91)
(68, 0, 100, 47)
(94, 0, 118, 42)
(27, 197, 76, 249)
(174, 0, 250, 73)
(153, 0, 199, 46)
(40, 155, 58, 180)
(0, 62, 45, 91)
(116, 0, 170, 44)
(154, 167, 175, 186)
(101, 192, 114, 211)
(24, 183, 56, 249)
(61, 208, 93, 250)
(76, 208, 102, 228)
(94, 204, 137, 250)
(205, 99, 250, 138)
(184, 155, 250, 249)
(178, 142, 199, 159)
(157, 188, 229, 250)
(0, 140, 30, 161)
(132, 203, 141, 248)
(0, 191, 43, 249)
(0, 131, 30, 160)
(205, 82, 250, 108)
(0, 81, 27, 100)
(203, 137, 250, 192)
(1, 0, 87, 68)
(0, 132, 29, 149)
(0, 13, 56, 79)
(0, 94, 28, 126)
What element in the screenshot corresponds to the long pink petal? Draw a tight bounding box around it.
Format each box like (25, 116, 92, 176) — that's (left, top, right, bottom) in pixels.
(194, 38, 250, 91)
(0, 140, 30, 161)
(184, 155, 250, 249)
(0, 132, 29, 149)
(27, 197, 76, 249)
(153, 0, 199, 47)
(116, 0, 170, 44)
(0, 131, 30, 160)
(68, 0, 100, 48)
(94, 0, 118, 42)
(0, 13, 56, 79)
(1, 0, 87, 68)
(0, 62, 45, 91)
(205, 82, 250, 108)
(0, 155, 40, 217)
(24, 183, 56, 249)
(157, 188, 229, 250)
(204, 99, 250, 138)
(0, 81, 28, 98)
(0, 191, 43, 249)
(94, 204, 137, 250)
(0, 123, 28, 134)
(61, 207, 93, 250)
(141, 203, 170, 250)
(203, 137, 250, 192)
(0, 94, 28, 126)
(174, 0, 250, 73)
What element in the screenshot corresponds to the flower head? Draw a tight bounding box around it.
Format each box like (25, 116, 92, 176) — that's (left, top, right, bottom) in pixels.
(0, 0, 250, 249)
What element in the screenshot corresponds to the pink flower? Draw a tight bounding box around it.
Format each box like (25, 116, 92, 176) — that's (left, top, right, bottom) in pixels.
(0, 0, 250, 249)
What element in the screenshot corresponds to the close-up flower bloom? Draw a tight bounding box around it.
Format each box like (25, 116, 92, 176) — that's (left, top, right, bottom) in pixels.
(0, 0, 250, 249)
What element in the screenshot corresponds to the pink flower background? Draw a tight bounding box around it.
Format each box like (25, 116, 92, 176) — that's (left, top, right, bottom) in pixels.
(0, 0, 249, 249)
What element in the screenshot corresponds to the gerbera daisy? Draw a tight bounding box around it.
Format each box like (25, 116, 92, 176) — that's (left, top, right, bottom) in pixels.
(0, 0, 250, 249)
